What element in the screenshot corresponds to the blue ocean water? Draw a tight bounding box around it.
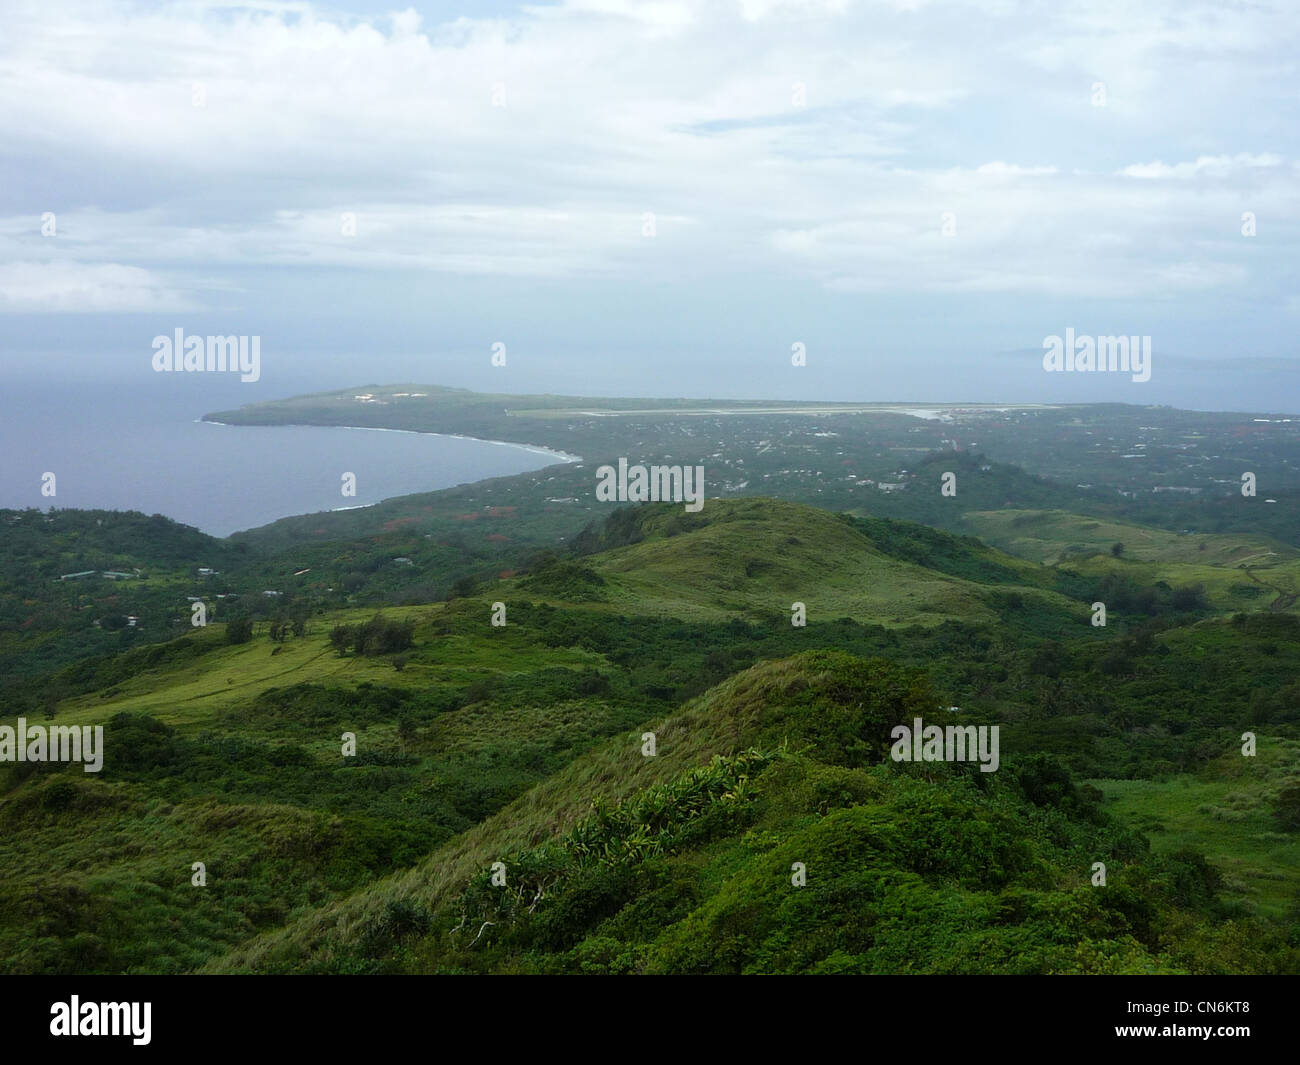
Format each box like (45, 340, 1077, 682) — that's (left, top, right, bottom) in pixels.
(0, 375, 573, 537)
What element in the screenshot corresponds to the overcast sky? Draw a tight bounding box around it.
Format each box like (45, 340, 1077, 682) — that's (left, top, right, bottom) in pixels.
(2, 0, 1297, 410)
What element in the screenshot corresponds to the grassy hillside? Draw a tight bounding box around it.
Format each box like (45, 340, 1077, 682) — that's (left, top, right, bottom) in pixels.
(0, 600, 638, 974)
(3, 498, 1297, 974)
(204, 652, 1294, 975)
(963, 508, 1300, 615)
(1096, 736, 1300, 920)
(522, 497, 1088, 631)
(963, 509, 1296, 568)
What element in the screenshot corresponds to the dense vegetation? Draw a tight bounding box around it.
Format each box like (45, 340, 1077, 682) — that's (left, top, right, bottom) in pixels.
(2, 393, 1298, 975)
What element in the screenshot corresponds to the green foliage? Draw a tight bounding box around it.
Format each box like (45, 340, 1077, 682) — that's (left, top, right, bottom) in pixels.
(226, 616, 254, 644)
(3, 486, 1298, 976)
(520, 560, 607, 601)
(443, 750, 775, 958)
(1272, 785, 1300, 832)
(328, 614, 415, 656)
(339, 735, 1283, 975)
(745, 651, 935, 768)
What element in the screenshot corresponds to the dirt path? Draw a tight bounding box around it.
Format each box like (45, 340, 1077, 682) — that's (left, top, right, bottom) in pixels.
(1243, 567, 1298, 612)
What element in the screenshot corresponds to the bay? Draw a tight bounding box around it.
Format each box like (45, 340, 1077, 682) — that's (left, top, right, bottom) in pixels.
(0, 376, 573, 537)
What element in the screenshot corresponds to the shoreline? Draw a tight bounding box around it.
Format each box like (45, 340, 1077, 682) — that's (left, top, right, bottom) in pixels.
(198, 418, 584, 466)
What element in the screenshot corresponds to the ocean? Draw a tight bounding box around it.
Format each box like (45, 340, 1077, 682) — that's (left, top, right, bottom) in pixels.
(0, 375, 574, 537)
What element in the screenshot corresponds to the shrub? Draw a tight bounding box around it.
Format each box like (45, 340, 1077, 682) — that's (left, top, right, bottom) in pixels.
(521, 561, 607, 601)
(225, 616, 254, 645)
(1272, 785, 1300, 832)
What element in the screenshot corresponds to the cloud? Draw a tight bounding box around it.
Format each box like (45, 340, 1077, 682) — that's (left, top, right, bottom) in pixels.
(0, 0, 1296, 313)
(0, 261, 198, 313)
(973, 162, 1058, 177)
(1119, 154, 1284, 180)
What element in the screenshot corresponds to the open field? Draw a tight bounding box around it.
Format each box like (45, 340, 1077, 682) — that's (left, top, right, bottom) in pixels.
(1096, 738, 1300, 919)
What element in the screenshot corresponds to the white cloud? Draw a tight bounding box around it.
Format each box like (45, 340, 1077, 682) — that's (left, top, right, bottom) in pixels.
(0, 0, 1295, 309)
(973, 162, 1058, 177)
(0, 261, 197, 312)
(1120, 154, 1284, 179)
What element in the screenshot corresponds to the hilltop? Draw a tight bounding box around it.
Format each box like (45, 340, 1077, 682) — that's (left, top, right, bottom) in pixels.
(524, 497, 1082, 630)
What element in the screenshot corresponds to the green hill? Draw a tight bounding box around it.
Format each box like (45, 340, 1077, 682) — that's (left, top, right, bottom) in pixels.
(202, 652, 1292, 975)
(0, 508, 254, 681)
(963, 508, 1296, 567)
(963, 509, 1300, 615)
(1096, 735, 1300, 920)
(521, 498, 1085, 630)
(2, 497, 1297, 975)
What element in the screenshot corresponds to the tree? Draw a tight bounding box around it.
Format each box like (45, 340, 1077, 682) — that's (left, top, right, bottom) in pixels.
(1273, 785, 1300, 832)
(329, 624, 352, 656)
(226, 616, 254, 644)
(1111, 542, 1125, 558)
(449, 575, 479, 600)
(1171, 585, 1206, 612)
(1100, 649, 1133, 676)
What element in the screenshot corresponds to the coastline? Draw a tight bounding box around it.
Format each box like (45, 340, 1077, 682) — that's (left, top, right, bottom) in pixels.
(198, 418, 584, 466)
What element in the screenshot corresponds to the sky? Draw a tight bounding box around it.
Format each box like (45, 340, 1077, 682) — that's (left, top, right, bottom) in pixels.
(1, 0, 1298, 410)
